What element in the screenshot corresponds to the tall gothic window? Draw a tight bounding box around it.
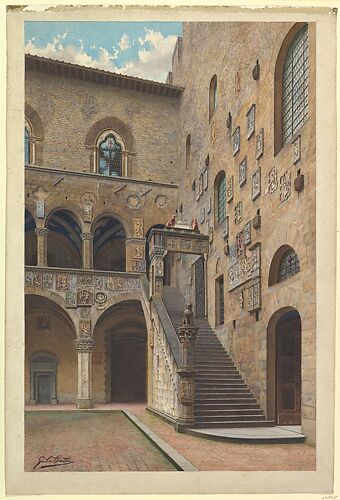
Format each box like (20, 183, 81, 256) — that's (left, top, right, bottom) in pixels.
(97, 131, 124, 177)
(282, 25, 309, 145)
(278, 249, 300, 282)
(25, 119, 33, 164)
(209, 75, 218, 121)
(217, 173, 226, 224)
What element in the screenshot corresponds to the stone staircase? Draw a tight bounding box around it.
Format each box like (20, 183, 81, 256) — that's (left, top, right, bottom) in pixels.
(163, 286, 274, 429)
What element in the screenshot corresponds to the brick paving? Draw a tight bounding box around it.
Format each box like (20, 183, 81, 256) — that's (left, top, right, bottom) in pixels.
(132, 407, 316, 471)
(25, 411, 176, 472)
(25, 405, 316, 472)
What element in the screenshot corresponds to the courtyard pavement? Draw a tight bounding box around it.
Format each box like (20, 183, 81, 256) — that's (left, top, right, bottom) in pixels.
(25, 410, 177, 472)
(25, 404, 316, 471)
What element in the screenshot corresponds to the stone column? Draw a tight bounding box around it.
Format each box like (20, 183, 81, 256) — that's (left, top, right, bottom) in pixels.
(81, 232, 93, 270)
(125, 237, 146, 273)
(75, 335, 95, 409)
(35, 227, 49, 267)
(175, 324, 198, 432)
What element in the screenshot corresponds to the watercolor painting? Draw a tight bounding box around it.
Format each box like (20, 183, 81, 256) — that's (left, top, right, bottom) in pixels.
(4, 3, 337, 496)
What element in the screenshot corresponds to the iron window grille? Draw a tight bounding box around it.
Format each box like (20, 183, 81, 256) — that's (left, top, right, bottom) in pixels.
(282, 25, 309, 146)
(278, 249, 300, 282)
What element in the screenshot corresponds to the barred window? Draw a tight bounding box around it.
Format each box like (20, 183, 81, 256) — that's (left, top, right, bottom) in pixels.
(217, 174, 226, 224)
(97, 132, 123, 177)
(282, 25, 309, 145)
(278, 249, 300, 282)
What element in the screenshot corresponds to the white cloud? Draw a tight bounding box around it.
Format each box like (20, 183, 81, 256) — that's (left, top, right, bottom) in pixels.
(118, 33, 131, 51)
(118, 29, 178, 81)
(25, 28, 178, 82)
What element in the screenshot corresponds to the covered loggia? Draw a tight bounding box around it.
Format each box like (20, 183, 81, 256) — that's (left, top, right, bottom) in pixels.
(93, 215, 126, 272)
(25, 208, 37, 266)
(93, 300, 147, 403)
(46, 209, 82, 268)
(25, 294, 77, 405)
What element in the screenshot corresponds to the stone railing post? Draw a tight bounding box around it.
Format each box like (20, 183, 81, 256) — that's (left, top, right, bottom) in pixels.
(175, 315, 198, 432)
(81, 232, 93, 270)
(75, 320, 95, 409)
(35, 227, 49, 267)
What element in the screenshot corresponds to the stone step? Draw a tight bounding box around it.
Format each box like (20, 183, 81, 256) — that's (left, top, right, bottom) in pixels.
(196, 375, 242, 382)
(195, 391, 252, 397)
(195, 408, 264, 417)
(194, 420, 274, 429)
(195, 402, 260, 409)
(196, 414, 266, 422)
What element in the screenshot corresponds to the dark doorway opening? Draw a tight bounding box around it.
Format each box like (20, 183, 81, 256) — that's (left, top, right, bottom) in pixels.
(37, 373, 52, 404)
(110, 337, 146, 402)
(275, 310, 301, 425)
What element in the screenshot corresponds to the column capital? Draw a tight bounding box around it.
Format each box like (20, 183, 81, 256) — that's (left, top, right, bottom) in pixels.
(35, 227, 49, 236)
(81, 232, 93, 241)
(75, 337, 95, 352)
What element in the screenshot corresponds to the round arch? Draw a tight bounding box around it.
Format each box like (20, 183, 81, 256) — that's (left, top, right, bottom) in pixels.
(267, 307, 302, 424)
(93, 299, 147, 403)
(91, 211, 130, 238)
(46, 209, 83, 269)
(45, 205, 84, 231)
(25, 291, 77, 333)
(268, 245, 300, 286)
(84, 116, 134, 151)
(25, 103, 44, 164)
(25, 294, 77, 405)
(92, 215, 127, 272)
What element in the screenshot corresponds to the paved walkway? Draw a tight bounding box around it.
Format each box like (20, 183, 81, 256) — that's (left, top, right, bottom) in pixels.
(25, 404, 316, 471)
(25, 410, 177, 472)
(133, 408, 316, 471)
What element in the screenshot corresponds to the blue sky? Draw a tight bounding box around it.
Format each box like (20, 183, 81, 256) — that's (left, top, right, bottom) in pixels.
(25, 22, 183, 82)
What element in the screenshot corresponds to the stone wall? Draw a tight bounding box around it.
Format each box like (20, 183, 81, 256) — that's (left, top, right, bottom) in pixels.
(25, 308, 77, 404)
(170, 22, 316, 443)
(25, 68, 180, 185)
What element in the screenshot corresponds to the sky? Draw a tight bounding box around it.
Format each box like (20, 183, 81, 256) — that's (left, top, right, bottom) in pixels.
(25, 22, 183, 82)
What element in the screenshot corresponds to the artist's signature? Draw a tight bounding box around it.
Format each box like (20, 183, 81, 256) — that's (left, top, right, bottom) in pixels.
(33, 455, 73, 470)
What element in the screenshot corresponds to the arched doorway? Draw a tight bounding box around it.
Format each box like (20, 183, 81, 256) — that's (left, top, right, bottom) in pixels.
(93, 216, 126, 271)
(267, 308, 301, 425)
(25, 294, 77, 405)
(46, 209, 82, 268)
(93, 300, 147, 403)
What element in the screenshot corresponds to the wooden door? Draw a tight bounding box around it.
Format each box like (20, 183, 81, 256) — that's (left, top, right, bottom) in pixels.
(276, 313, 301, 425)
(37, 374, 51, 404)
(194, 256, 205, 319)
